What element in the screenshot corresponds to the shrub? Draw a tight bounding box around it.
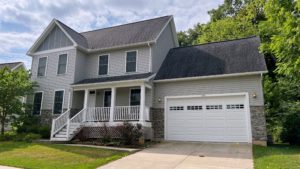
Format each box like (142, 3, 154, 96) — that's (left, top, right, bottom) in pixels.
(23, 133, 41, 143)
(281, 112, 300, 145)
(0, 131, 17, 141)
(102, 123, 111, 143)
(116, 122, 143, 145)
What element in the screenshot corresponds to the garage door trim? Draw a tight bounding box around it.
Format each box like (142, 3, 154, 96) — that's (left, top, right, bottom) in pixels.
(164, 92, 252, 143)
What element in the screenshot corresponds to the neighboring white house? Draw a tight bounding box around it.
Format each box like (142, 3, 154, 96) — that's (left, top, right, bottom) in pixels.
(0, 62, 27, 131)
(26, 16, 267, 145)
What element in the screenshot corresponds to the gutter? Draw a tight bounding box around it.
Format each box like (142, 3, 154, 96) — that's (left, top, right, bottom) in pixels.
(154, 71, 268, 83)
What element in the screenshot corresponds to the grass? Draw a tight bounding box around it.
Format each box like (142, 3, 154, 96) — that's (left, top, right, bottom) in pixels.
(0, 141, 129, 169)
(253, 144, 300, 169)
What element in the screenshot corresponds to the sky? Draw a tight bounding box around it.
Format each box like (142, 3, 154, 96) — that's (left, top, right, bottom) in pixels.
(0, 0, 223, 69)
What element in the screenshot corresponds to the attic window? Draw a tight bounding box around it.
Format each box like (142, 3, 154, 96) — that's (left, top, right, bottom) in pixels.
(126, 51, 137, 72)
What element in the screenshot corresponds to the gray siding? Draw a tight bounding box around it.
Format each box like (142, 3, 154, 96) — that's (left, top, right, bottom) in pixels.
(153, 75, 264, 108)
(31, 49, 76, 110)
(84, 46, 151, 79)
(36, 26, 73, 52)
(151, 24, 176, 73)
(74, 50, 87, 82)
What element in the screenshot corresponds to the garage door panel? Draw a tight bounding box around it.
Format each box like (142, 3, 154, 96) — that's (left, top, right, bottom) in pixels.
(166, 95, 250, 143)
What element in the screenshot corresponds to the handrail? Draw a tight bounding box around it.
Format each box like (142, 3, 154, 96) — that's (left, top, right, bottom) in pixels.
(114, 106, 140, 121)
(51, 109, 70, 138)
(86, 107, 110, 122)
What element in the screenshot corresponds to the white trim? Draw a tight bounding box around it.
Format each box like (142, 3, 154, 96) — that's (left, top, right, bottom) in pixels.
(33, 91, 44, 115)
(98, 54, 110, 76)
(29, 46, 75, 56)
(56, 52, 68, 75)
(164, 92, 252, 143)
(148, 42, 152, 72)
(76, 41, 155, 54)
(11, 62, 26, 71)
(125, 50, 138, 73)
(154, 71, 268, 83)
(54, 20, 78, 46)
(154, 16, 173, 43)
(52, 89, 65, 115)
(37, 56, 48, 77)
(103, 90, 111, 107)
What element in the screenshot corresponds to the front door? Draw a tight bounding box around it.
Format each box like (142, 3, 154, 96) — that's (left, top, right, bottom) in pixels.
(104, 91, 111, 107)
(88, 90, 96, 107)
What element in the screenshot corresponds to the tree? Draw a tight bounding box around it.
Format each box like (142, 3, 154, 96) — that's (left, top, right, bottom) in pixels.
(260, 0, 300, 77)
(177, 24, 204, 46)
(0, 67, 34, 135)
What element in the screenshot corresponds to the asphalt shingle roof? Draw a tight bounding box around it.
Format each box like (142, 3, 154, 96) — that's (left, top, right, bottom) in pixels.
(57, 16, 171, 50)
(73, 73, 153, 85)
(0, 62, 22, 70)
(154, 36, 267, 80)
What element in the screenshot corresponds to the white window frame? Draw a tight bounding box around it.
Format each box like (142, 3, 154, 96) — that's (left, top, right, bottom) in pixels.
(52, 89, 65, 114)
(33, 91, 44, 115)
(98, 54, 110, 76)
(37, 56, 48, 77)
(125, 50, 138, 73)
(129, 88, 141, 106)
(57, 53, 68, 75)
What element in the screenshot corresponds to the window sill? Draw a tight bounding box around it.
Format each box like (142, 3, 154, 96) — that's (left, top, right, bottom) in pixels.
(57, 73, 67, 76)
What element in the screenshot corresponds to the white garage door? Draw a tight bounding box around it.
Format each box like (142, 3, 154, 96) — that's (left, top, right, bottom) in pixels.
(165, 94, 252, 143)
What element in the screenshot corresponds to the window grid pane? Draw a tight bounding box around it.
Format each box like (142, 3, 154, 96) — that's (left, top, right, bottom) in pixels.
(38, 57, 47, 76)
(99, 55, 108, 75)
(53, 91, 64, 114)
(57, 54, 67, 74)
(33, 92, 42, 115)
(130, 89, 140, 106)
(126, 51, 136, 72)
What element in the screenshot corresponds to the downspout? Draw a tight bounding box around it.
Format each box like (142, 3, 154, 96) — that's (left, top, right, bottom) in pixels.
(148, 42, 152, 72)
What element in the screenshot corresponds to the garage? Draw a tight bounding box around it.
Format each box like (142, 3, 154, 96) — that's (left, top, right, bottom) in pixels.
(165, 93, 252, 143)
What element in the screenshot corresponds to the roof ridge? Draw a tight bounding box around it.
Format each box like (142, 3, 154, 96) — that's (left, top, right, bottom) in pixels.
(80, 15, 172, 34)
(173, 35, 258, 50)
(55, 19, 87, 39)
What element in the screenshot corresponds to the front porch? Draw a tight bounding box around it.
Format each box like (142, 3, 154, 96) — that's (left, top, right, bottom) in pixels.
(51, 81, 153, 141)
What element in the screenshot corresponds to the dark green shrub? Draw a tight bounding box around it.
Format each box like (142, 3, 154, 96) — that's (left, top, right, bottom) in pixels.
(116, 122, 143, 145)
(281, 112, 300, 145)
(101, 124, 111, 143)
(0, 131, 17, 141)
(23, 133, 41, 143)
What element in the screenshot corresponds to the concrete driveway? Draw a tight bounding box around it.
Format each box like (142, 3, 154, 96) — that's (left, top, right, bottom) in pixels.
(98, 142, 253, 169)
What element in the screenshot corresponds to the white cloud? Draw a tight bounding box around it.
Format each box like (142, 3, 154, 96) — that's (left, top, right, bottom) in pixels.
(0, 0, 223, 67)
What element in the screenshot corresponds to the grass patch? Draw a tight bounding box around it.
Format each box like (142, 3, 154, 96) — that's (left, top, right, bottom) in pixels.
(0, 141, 129, 169)
(253, 144, 300, 169)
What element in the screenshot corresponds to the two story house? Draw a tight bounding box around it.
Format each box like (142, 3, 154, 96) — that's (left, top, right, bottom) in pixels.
(27, 16, 267, 145)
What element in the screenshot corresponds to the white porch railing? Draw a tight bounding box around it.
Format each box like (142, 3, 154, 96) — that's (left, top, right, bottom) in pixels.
(114, 106, 140, 121)
(51, 109, 70, 138)
(86, 107, 110, 122)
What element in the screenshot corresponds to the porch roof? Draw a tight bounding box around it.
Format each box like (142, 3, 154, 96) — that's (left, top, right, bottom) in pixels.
(73, 73, 154, 85)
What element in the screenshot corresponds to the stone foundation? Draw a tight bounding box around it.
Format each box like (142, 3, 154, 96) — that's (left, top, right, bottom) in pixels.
(151, 108, 164, 140)
(74, 126, 153, 140)
(250, 106, 267, 143)
(151, 106, 267, 144)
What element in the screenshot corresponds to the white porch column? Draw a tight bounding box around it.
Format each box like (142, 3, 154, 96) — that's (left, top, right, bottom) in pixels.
(83, 89, 89, 109)
(110, 87, 116, 122)
(139, 84, 146, 122)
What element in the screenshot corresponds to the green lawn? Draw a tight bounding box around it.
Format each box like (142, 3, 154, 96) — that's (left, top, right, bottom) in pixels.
(253, 145, 300, 169)
(0, 142, 129, 169)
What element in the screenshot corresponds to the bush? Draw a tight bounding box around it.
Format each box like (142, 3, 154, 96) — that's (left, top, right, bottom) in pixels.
(23, 133, 41, 143)
(281, 112, 300, 145)
(116, 122, 143, 145)
(0, 131, 17, 141)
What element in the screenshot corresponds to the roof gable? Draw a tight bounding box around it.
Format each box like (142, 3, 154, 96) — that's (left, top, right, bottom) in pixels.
(35, 25, 73, 52)
(0, 62, 25, 70)
(155, 36, 267, 80)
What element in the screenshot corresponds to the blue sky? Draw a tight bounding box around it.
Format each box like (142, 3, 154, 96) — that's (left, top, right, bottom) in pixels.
(0, 0, 223, 69)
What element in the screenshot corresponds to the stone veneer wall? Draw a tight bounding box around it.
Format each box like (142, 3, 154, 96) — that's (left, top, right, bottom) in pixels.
(151, 106, 267, 143)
